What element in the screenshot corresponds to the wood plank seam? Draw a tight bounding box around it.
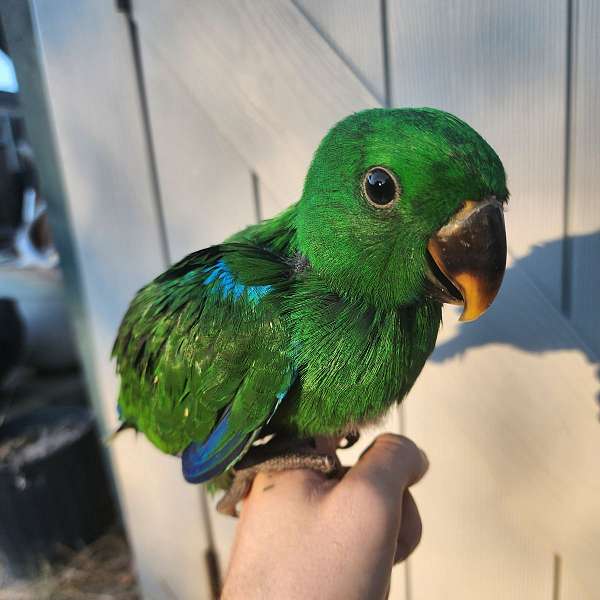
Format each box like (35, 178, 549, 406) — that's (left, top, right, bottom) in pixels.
(291, 0, 385, 104)
(119, 5, 171, 265)
(561, 0, 577, 316)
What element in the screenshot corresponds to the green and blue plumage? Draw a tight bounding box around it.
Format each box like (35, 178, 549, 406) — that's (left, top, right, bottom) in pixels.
(113, 108, 508, 484)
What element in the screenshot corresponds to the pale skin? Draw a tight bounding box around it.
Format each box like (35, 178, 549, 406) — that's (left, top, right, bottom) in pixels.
(222, 433, 429, 600)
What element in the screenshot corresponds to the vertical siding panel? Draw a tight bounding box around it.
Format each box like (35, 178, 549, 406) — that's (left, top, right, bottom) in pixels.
(134, 0, 378, 209)
(398, 266, 600, 600)
(388, 0, 567, 309)
(293, 0, 386, 103)
(567, 0, 600, 358)
(20, 1, 213, 598)
(139, 42, 256, 262)
(561, 1, 600, 597)
(259, 182, 290, 220)
(386, 2, 585, 599)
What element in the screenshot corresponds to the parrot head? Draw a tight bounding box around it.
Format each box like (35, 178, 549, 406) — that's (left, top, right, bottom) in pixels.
(296, 108, 508, 320)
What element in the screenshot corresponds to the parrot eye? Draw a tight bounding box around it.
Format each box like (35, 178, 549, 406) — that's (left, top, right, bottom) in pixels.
(363, 167, 399, 208)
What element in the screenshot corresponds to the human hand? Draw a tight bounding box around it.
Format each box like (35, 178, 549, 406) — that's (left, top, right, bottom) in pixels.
(222, 433, 429, 600)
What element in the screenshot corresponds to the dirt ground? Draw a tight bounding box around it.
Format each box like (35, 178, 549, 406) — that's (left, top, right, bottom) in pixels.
(0, 529, 139, 600)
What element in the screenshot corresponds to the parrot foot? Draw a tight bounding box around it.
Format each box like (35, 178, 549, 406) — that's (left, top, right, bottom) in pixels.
(216, 437, 342, 517)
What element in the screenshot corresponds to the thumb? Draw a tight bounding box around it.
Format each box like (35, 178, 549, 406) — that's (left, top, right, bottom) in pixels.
(342, 433, 429, 503)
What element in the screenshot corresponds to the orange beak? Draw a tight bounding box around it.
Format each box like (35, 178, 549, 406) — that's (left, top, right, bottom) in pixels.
(426, 198, 507, 322)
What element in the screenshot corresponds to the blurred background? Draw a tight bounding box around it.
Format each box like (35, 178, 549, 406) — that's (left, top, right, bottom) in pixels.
(0, 1, 598, 599)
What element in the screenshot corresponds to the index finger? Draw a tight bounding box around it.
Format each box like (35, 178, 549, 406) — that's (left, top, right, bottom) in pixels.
(340, 433, 429, 501)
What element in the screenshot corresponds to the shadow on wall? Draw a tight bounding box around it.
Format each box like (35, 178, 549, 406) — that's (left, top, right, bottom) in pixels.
(430, 230, 600, 408)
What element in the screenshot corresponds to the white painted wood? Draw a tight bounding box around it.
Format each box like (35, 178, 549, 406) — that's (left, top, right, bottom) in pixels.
(140, 41, 256, 262)
(293, 0, 386, 103)
(388, 0, 568, 310)
(561, 540, 600, 600)
(403, 255, 600, 599)
(561, 4, 600, 597)
(260, 181, 290, 220)
(134, 0, 379, 209)
(568, 0, 600, 358)
(29, 2, 212, 598)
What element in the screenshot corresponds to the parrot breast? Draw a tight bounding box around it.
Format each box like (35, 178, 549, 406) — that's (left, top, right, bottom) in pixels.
(274, 287, 442, 436)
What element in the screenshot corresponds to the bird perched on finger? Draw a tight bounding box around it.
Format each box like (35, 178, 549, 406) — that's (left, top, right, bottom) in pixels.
(113, 108, 508, 515)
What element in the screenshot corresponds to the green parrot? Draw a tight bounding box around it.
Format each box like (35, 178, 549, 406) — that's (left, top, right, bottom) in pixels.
(113, 108, 507, 511)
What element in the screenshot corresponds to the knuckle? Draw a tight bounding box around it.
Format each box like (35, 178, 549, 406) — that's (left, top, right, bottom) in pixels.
(375, 434, 419, 462)
(372, 434, 428, 482)
(376, 433, 417, 452)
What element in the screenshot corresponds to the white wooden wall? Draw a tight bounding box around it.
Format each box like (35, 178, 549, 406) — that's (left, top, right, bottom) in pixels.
(5, 1, 599, 598)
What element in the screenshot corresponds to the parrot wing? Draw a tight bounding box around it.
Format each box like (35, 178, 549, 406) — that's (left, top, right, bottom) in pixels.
(112, 243, 295, 482)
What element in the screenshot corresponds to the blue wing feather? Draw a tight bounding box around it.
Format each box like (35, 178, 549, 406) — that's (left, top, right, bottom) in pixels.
(181, 372, 296, 483)
(204, 259, 272, 304)
(182, 407, 253, 483)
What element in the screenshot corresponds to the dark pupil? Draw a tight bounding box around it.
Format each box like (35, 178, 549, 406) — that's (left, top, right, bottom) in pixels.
(366, 169, 395, 205)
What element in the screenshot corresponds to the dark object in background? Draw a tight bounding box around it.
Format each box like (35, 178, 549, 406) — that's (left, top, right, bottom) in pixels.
(0, 298, 23, 381)
(0, 406, 115, 578)
(0, 138, 21, 233)
(2, 268, 77, 372)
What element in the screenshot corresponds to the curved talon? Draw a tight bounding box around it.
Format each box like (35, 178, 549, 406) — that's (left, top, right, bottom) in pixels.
(338, 430, 360, 449)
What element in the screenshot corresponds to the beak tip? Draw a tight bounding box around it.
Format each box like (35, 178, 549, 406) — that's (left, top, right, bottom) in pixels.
(459, 302, 493, 322)
(458, 313, 476, 323)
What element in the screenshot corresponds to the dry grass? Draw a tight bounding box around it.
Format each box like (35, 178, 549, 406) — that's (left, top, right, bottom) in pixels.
(0, 529, 139, 600)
